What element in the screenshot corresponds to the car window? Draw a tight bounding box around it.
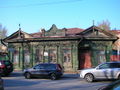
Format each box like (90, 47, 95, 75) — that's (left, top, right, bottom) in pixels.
(110, 63, 120, 68)
(34, 65, 41, 69)
(44, 64, 56, 70)
(99, 63, 110, 69)
(34, 64, 57, 70)
(39, 65, 45, 69)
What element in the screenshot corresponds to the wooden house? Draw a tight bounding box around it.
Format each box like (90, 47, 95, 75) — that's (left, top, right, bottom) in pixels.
(3, 24, 118, 72)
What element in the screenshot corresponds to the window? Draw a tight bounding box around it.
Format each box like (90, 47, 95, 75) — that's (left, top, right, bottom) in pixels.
(110, 63, 120, 68)
(99, 63, 110, 69)
(49, 49, 56, 63)
(34, 65, 41, 69)
(63, 49, 71, 63)
(44, 64, 56, 70)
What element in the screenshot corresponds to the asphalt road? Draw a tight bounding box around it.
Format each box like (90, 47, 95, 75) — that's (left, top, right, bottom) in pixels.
(2, 71, 112, 90)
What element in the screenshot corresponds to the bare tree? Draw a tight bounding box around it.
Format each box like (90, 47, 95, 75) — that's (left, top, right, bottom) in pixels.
(0, 24, 7, 39)
(97, 20, 111, 30)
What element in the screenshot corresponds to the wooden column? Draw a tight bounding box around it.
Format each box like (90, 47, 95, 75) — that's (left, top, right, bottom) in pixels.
(58, 45, 63, 66)
(33, 46, 36, 66)
(22, 43, 25, 70)
(9, 50, 13, 63)
(42, 45, 45, 63)
(72, 43, 78, 71)
(71, 45, 73, 68)
(56, 45, 59, 63)
(18, 47, 21, 67)
(30, 45, 33, 67)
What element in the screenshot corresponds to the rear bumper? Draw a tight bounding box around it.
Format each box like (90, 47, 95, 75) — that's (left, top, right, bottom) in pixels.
(0, 68, 13, 75)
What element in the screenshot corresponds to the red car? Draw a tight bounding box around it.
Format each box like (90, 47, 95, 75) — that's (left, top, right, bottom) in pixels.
(0, 60, 13, 76)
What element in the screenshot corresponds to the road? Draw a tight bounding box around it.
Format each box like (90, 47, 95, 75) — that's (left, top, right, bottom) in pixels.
(3, 71, 112, 90)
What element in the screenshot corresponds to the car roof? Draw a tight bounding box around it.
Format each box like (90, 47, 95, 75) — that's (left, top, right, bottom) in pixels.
(104, 61, 120, 64)
(37, 63, 58, 65)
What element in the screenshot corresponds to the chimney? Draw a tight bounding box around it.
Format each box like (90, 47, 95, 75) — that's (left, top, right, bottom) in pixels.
(41, 28, 45, 37)
(63, 28, 67, 36)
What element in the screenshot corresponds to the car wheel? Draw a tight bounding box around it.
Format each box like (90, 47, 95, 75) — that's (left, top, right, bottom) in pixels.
(50, 73, 57, 80)
(84, 73, 94, 82)
(24, 72, 31, 79)
(118, 75, 120, 79)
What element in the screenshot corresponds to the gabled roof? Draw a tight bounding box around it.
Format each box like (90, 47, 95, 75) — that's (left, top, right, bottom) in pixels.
(3, 29, 33, 42)
(77, 25, 117, 39)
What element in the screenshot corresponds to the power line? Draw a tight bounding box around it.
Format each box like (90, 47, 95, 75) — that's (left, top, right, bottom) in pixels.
(0, 0, 82, 8)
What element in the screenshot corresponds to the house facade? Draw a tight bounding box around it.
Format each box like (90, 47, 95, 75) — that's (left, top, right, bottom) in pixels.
(3, 24, 119, 72)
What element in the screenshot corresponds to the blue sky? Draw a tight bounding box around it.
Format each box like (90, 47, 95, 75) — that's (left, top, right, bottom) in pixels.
(0, 0, 120, 35)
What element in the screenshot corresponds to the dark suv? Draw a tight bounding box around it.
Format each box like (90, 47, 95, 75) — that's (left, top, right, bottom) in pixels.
(23, 63, 63, 80)
(0, 60, 13, 76)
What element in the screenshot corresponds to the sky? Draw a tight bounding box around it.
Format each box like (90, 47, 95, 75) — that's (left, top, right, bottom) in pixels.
(0, 0, 120, 36)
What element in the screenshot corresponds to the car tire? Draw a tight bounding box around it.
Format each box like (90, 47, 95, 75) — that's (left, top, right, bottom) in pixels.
(50, 73, 57, 80)
(118, 75, 120, 79)
(84, 73, 94, 82)
(24, 72, 31, 79)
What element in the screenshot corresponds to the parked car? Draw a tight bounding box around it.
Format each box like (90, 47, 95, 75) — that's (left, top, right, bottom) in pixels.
(80, 61, 120, 82)
(98, 80, 120, 90)
(0, 60, 13, 76)
(0, 76, 4, 90)
(23, 63, 63, 80)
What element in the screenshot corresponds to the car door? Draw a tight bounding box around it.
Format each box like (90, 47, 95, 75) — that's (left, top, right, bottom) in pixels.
(39, 64, 56, 76)
(38, 64, 48, 76)
(32, 65, 41, 76)
(106, 63, 120, 79)
(93, 63, 111, 79)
